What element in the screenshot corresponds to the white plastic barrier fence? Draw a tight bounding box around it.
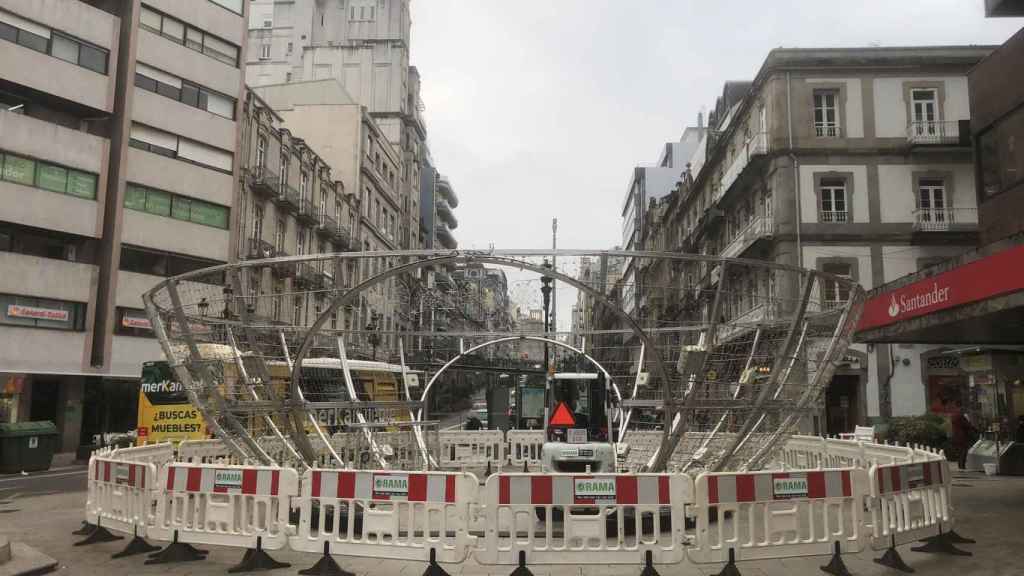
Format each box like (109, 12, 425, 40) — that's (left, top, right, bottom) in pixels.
(290, 469, 479, 563)
(475, 473, 691, 566)
(438, 430, 505, 469)
(506, 430, 544, 467)
(113, 442, 176, 467)
(86, 456, 157, 537)
(868, 460, 949, 549)
(149, 463, 298, 550)
(688, 468, 869, 563)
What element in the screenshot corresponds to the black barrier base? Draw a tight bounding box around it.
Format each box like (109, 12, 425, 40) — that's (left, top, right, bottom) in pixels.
(874, 546, 915, 573)
(74, 523, 123, 546)
(944, 530, 976, 545)
(145, 532, 209, 564)
(298, 542, 353, 576)
(72, 521, 96, 536)
(639, 550, 660, 576)
(911, 535, 972, 556)
(714, 549, 742, 576)
(112, 534, 161, 558)
(819, 541, 853, 576)
(509, 550, 534, 576)
(421, 549, 450, 576)
(228, 537, 290, 573)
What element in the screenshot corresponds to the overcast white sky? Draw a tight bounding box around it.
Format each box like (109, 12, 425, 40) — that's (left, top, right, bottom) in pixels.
(411, 0, 1022, 253)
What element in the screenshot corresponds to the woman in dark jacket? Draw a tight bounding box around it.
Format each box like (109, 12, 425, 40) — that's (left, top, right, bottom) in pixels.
(951, 408, 977, 470)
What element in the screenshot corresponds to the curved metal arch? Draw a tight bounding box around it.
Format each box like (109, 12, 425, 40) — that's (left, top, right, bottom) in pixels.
(411, 335, 622, 468)
(288, 253, 677, 469)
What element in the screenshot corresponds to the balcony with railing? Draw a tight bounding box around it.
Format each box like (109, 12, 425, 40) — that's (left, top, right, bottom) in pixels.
(720, 217, 776, 259)
(246, 238, 275, 260)
(274, 184, 300, 213)
(248, 165, 279, 198)
(906, 120, 968, 146)
(296, 198, 318, 225)
(294, 261, 323, 289)
(715, 132, 769, 204)
(331, 222, 351, 250)
(316, 213, 338, 238)
(819, 210, 849, 223)
(813, 123, 842, 138)
(912, 207, 978, 232)
(271, 249, 294, 278)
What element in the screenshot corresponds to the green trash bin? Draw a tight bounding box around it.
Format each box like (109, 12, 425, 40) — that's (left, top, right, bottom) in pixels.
(0, 421, 60, 474)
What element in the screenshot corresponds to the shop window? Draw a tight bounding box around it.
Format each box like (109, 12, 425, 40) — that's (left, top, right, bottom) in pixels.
(0, 293, 86, 331)
(115, 307, 154, 338)
(0, 150, 97, 199)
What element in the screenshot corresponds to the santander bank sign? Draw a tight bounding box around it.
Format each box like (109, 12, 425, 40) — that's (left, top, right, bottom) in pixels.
(887, 283, 951, 318)
(857, 244, 1024, 332)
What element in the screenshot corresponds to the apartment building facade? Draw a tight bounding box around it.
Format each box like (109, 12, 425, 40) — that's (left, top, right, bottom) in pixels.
(246, 0, 429, 255)
(0, 0, 248, 453)
(250, 79, 412, 351)
(640, 47, 992, 435)
(237, 89, 354, 337)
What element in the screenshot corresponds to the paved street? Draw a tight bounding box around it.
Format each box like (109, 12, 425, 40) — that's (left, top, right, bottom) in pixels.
(2, 468, 1022, 576)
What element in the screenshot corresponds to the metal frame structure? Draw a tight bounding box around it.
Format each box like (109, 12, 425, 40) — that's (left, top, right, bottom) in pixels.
(142, 249, 865, 472)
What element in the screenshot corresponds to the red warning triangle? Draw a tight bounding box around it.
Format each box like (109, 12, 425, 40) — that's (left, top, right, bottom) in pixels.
(549, 401, 576, 427)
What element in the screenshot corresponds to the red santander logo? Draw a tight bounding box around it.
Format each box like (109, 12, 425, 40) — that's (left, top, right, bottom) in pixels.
(888, 283, 951, 319)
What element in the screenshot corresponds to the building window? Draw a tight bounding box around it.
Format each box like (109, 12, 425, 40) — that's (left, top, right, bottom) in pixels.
(0, 293, 86, 331)
(1, 150, 97, 199)
(139, 5, 239, 67)
(255, 134, 267, 172)
(124, 183, 229, 229)
(818, 178, 848, 223)
(262, 19, 273, 29)
(293, 295, 304, 325)
(917, 177, 947, 227)
(129, 123, 234, 173)
(813, 90, 840, 137)
(251, 202, 264, 240)
(115, 307, 154, 337)
(275, 218, 286, 253)
(300, 171, 310, 200)
(910, 89, 939, 136)
(259, 43, 270, 60)
(135, 63, 235, 119)
(296, 227, 305, 255)
(820, 263, 852, 310)
(0, 10, 109, 74)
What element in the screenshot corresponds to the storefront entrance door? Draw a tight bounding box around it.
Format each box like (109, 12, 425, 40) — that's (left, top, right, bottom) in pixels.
(826, 375, 860, 436)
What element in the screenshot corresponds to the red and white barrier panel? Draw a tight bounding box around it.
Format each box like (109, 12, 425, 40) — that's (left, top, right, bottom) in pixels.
(148, 463, 298, 550)
(475, 473, 691, 566)
(688, 468, 869, 564)
(85, 457, 157, 537)
(869, 460, 949, 549)
(289, 469, 479, 563)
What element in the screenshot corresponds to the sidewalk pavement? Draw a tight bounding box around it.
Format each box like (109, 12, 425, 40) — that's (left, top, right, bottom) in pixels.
(1, 470, 1022, 576)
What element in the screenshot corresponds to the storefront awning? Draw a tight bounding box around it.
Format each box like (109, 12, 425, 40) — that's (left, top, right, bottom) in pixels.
(856, 236, 1024, 344)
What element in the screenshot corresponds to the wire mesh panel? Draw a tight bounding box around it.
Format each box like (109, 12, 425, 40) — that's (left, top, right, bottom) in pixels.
(142, 250, 863, 472)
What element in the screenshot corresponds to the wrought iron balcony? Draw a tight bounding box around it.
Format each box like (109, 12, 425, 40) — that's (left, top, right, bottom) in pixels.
(271, 249, 295, 278)
(316, 213, 338, 238)
(819, 210, 849, 223)
(274, 185, 300, 213)
(246, 238, 275, 260)
(907, 120, 968, 146)
(248, 165, 279, 198)
(720, 217, 776, 259)
(296, 198, 318, 225)
(912, 207, 978, 232)
(813, 123, 841, 138)
(331, 222, 351, 250)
